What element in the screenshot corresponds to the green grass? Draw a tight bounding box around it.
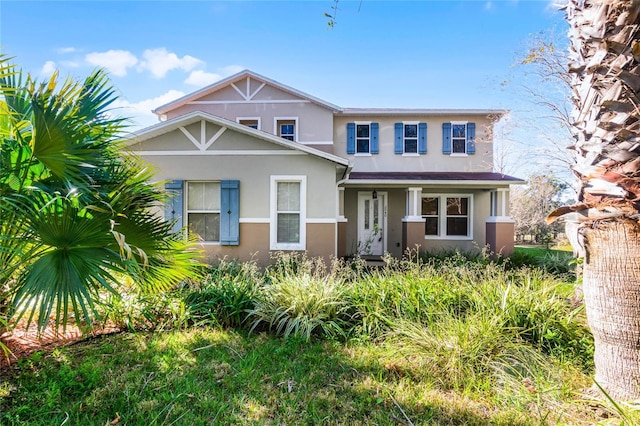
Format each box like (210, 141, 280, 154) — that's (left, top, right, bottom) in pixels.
(0, 252, 625, 425)
(0, 328, 606, 425)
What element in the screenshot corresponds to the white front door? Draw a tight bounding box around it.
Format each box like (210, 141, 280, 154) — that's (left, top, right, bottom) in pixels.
(357, 192, 387, 256)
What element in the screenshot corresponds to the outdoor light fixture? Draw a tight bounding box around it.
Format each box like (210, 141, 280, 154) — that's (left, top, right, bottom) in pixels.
(372, 189, 378, 199)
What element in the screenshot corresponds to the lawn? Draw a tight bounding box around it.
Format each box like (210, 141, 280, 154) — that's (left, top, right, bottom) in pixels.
(0, 251, 626, 425)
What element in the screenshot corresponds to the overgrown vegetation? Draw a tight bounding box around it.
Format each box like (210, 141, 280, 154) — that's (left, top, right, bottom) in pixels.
(2, 250, 624, 424)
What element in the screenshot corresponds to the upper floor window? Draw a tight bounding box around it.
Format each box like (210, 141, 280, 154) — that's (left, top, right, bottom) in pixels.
(394, 122, 427, 155)
(356, 124, 370, 153)
(187, 181, 220, 242)
(442, 122, 476, 155)
(238, 117, 260, 130)
(452, 124, 467, 154)
(404, 124, 418, 154)
(347, 122, 379, 155)
(276, 118, 297, 141)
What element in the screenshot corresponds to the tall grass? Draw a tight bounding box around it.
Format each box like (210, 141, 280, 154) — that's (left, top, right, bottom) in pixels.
(183, 258, 260, 328)
(249, 253, 353, 340)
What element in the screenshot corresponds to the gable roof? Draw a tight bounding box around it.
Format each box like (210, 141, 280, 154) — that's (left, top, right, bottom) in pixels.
(129, 110, 350, 167)
(153, 70, 341, 115)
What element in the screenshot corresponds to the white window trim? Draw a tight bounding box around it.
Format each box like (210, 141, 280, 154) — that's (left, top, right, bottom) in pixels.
(270, 175, 306, 250)
(402, 121, 419, 154)
(237, 116, 261, 130)
(274, 117, 299, 142)
(450, 121, 468, 156)
(186, 180, 221, 244)
(422, 193, 474, 240)
(354, 122, 372, 154)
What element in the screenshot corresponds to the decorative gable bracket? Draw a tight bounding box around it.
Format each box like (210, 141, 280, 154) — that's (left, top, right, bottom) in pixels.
(230, 76, 266, 101)
(179, 120, 227, 151)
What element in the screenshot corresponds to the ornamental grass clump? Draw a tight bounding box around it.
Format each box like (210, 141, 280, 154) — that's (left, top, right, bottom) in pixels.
(184, 258, 260, 328)
(249, 254, 352, 340)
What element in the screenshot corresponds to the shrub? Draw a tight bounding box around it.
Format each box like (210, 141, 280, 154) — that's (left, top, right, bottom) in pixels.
(250, 255, 352, 340)
(97, 282, 190, 331)
(184, 259, 260, 328)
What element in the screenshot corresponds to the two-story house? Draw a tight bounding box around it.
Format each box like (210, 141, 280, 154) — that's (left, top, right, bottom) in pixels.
(128, 70, 522, 265)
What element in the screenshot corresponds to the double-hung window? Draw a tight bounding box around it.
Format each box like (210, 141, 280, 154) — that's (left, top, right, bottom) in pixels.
(276, 118, 297, 141)
(443, 122, 475, 155)
(422, 194, 473, 239)
(347, 122, 379, 155)
(270, 176, 306, 250)
(356, 124, 370, 154)
(452, 124, 467, 154)
(187, 181, 220, 242)
(404, 123, 418, 154)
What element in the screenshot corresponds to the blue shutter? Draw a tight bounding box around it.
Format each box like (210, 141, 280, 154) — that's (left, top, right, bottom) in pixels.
(346, 123, 355, 154)
(164, 180, 183, 234)
(418, 122, 427, 154)
(466, 122, 476, 154)
(394, 123, 403, 154)
(442, 122, 452, 154)
(371, 122, 379, 154)
(220, 180, 240, 245)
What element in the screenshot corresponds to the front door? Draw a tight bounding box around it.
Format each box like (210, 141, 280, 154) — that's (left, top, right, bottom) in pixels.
(357, 192, 387, 256)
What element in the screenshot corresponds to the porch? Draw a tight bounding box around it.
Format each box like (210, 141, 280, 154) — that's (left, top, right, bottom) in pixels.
(337, 172, 523, 259)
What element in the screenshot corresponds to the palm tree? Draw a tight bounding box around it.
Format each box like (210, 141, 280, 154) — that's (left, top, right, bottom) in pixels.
(555, 0, 640, 400)
(0, 57, 202, 332)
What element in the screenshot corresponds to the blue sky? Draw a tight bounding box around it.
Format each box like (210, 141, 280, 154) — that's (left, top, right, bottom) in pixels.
(1, 0, 569, 177)
(2, 1, 566, 121)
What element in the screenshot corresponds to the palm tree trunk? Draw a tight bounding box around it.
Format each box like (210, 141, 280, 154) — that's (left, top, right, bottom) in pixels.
(562, 0, 640, 400)
(582, 220, 640, 400)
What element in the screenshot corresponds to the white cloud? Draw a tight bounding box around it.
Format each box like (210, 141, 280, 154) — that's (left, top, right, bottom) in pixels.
(184, 65, 245, 86)
(40, 61, 57, 77)
(185, 70, 223, 86)
(85, 50, 138, 77)
(485, 1, 493, 10)
(139, 48, 203, 79)
(220, 64, 245, 75)
(61, 61, 80, 68)
(57, 47, 78, 54)
(111, 89, 186, 129)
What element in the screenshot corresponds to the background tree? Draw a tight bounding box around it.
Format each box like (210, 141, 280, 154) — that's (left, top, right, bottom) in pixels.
(0, 57, 202, 331)
(498, 31, 578, 194)
(510, 174, 567, 245)
(551, 0, 640, 400)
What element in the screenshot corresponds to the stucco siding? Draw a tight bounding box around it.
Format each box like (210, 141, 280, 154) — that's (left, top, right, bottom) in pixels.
(143, 154, 337, 219)
(333, 115, 495, 173)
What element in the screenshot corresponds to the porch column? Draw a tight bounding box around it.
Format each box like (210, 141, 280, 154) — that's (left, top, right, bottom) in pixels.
(337, 187, 348, 258)
(486, 188, 515, 256)
(402, 188, 425, 254)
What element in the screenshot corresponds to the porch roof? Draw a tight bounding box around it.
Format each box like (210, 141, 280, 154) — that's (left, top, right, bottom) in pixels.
(345, 171, 525, 186)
